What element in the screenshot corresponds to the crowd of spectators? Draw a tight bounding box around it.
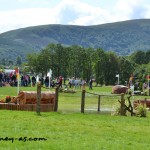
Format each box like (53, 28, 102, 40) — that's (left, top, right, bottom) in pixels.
(0, 70, 18, 87)
(0, 70, 92, 90)
(0, 70, 37, 87)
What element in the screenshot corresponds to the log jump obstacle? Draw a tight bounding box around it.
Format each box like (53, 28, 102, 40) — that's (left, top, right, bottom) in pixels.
(0, 82, 59, 112)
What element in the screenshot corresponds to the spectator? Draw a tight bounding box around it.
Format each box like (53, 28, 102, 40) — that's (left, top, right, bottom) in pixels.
(32, 76, 36, 86)
(58, 76, 63, 88)
(44, 76, 49, 87)
(89, 79, 93, 90)
(0, 71, 2, 87)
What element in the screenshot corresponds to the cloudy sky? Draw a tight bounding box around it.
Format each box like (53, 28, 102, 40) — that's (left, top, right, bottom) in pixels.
(0, 0, 150, 33)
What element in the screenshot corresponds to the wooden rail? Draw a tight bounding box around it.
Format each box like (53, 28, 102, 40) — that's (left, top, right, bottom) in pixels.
(54, 86, 59, 112)
(81, 90, 124, 113)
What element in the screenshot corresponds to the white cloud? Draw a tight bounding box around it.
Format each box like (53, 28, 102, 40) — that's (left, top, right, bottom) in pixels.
(16, 0, 54, 6)
(113, 0, 147, 21)
(142, 4, 150, 18)
(67, 0, 150, 25)
(0, 8, 59, 33)
(53, 0, 112, 25)
(53, 0, 150, 26)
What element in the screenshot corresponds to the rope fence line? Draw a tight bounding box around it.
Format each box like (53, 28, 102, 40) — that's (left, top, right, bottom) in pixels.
(86, 91, 122, 97)
(41, 85, 82, 92)
(39, 84, 125, 114)
(81, 90, 125, 113)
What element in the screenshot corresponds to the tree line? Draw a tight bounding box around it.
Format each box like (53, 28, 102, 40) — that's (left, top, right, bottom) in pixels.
(27, 43, 144, 85)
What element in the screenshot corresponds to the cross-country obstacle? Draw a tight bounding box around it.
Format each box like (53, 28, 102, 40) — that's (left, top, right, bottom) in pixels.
(0, 83, 59, 112)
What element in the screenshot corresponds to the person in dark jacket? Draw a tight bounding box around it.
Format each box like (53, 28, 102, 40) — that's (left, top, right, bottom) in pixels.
(0, 71, 2, 87)
(89, 79, 93, 90)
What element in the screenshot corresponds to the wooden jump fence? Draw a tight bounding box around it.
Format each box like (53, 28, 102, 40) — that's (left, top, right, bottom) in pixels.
(0, 83, 125, 114)
(0, 82, 59, 113)
(81, 90, 125, 114)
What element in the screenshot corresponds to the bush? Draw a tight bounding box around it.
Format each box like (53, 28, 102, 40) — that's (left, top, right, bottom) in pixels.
(135, 104, 147, 117)
(111, 102, 124, 116)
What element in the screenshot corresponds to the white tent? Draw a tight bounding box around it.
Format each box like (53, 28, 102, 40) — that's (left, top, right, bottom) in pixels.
(4, 69, 15, 74)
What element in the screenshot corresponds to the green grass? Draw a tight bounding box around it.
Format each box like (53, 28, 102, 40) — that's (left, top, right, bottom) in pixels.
(0, 86, 150, 149)
(0, 111, 150, 150)
(0, 86, 50, 99)
(0, 85, 148, 112)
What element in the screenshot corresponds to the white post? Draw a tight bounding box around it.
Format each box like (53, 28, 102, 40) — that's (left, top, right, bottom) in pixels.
(29, 76, 32, 87)
(36, 75, 39, 82)
(17, 67, 20, 94)
(148, 75, 149, 96)
(49, 70, 51, 89)
(116, 74, 119, 85)
(48, 69, 52, 90)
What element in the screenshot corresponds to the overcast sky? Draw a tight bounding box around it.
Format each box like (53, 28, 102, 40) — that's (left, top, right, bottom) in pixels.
(0, 0, 150, 33)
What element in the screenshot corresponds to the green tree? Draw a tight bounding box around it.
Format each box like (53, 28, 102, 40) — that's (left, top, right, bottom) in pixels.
(27, 48, 51, 77)
(130, 50, 146, 64)
(81, 47, 95, 82)
(1, 58, 6, 66)
(8, 60, 13, 66)
(45, 43, 69, 80)
(27, 53, 39, 75)
(67, 45, 82, 78)
(26, 43, 142, 86)
(16, 56, 22, 66)
(104, 52, 119, 85)
(145, 50, 150, 64)
(133, 63, 150, 83)
(119, 56, 135, 84)
(94, 48, 106, 85)
(38, 48, 51, 76)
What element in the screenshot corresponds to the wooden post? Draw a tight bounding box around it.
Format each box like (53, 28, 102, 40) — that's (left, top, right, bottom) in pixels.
(120, 93, 126, 116)
(54, 86, 59, 112)
(81, 90, 85, 113)
(36, 81, 41, 115)
(98, 95, 101, 112)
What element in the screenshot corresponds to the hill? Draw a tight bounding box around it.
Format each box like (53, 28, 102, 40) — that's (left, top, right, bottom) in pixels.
(0, 19, 150, 61)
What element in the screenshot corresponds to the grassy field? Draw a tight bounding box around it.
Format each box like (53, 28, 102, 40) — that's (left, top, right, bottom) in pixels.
(0, 86, 150, 149)
(0, 85, 139, 112)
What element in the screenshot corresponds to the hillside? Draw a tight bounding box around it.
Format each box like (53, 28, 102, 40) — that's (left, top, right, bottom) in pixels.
(0, 19, 150, 61)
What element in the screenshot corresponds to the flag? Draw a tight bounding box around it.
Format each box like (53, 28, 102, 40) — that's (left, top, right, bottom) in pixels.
(146, 75, 150, 80)
(14, 67, 20, 94)
(15, 67, 19, 79)
(116, 74, 119, 78)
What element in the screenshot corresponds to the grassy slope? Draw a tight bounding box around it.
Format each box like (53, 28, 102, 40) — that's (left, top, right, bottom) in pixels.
(1, 19, 150, 61)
